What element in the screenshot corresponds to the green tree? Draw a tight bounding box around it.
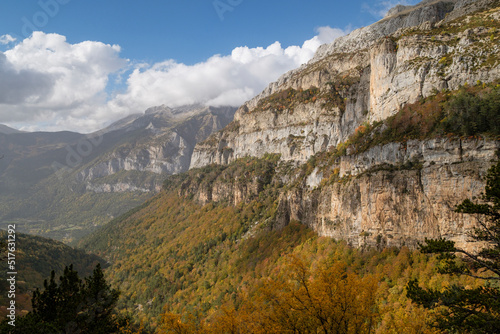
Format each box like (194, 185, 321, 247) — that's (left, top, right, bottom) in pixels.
(79, 263, 121, 333)
(1, 263, 122, 334)
(443, 87, 500, 136)
(407, 161, 500, 333)
(32, 265, 84, 328)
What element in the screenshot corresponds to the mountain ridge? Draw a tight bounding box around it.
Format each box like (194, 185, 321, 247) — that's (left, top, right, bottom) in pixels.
(62, 0, 500, 329)
(184, 0, 500, 250)
(191, 0, 500, 167)
(0, 124, 22, 134)
(0, 104, 236, 242)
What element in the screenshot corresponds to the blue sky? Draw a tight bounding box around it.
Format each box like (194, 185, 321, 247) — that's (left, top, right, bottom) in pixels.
(0, 0, 419, 132)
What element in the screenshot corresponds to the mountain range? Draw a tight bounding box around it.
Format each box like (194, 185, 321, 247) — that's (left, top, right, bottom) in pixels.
(0, 125, 22, 135)
(1, 0, 500, 331)
(189, 0, 500, 250)
(77, 0, 500, 325)
(0, 105, 236, 242)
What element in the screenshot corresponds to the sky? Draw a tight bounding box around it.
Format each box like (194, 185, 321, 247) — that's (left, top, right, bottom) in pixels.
(0, 0, 420, 133)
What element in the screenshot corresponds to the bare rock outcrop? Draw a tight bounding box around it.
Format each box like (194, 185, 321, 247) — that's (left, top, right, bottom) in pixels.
(283, 138, 500, 251)
(79, 105, 236, 193)
(191, 0, 500, 169)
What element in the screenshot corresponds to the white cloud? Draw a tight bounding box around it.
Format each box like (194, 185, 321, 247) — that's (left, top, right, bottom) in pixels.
(5, 32, 126, 109)
(363, 0, 420, 18)
(106, 26, 348, 115)
(0, 34, 16, 45)
(0, 32, 127, 128)
(1, 27, 349, 133)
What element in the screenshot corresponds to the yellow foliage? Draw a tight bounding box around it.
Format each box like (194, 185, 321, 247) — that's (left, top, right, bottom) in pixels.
(158, 311, 201, 334)
(377, 300, 442, 334)
(253, 256, 379, 333)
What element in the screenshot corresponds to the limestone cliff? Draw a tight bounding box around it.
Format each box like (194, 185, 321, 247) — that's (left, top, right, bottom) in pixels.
(280, 138, 500, 251)
(191, 0, 500, 168)
(185, 0, 500, 250)
(180, 138, 499, 253)
(78, 105, 236, 193)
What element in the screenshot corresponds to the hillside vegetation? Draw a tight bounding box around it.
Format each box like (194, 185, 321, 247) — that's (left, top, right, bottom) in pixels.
(81, 177, 489, 332)
(0, 174, 156, 243)
(8, 1, 500, 332)
(0, 232, 104, 318)
(80, 90, 499, 329)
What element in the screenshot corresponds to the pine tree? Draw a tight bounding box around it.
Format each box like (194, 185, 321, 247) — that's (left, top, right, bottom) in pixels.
(407, 161, 500, 333)
(1, 263, 122, 334)
(79, 263, 121, 333)
(31, 265, 84, 328)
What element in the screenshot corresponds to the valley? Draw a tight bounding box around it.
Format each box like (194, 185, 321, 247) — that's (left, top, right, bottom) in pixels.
(1, 0, 500, 332)
(0, 105, 236, 242)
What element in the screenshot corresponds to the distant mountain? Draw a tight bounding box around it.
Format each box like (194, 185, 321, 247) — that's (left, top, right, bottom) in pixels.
(0, 105, 236, 242)
(0, 124, 22, 134)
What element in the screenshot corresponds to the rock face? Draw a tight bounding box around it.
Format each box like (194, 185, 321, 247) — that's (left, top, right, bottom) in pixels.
(78, 105, 236, 192)
(78, 131, 191, 180)
(186, 0, 500, 250)
(185, 137, 499, 252)
(85, 182, 157, 193)
(190, 0, 500, 168)
(281, 138, 500, 251)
